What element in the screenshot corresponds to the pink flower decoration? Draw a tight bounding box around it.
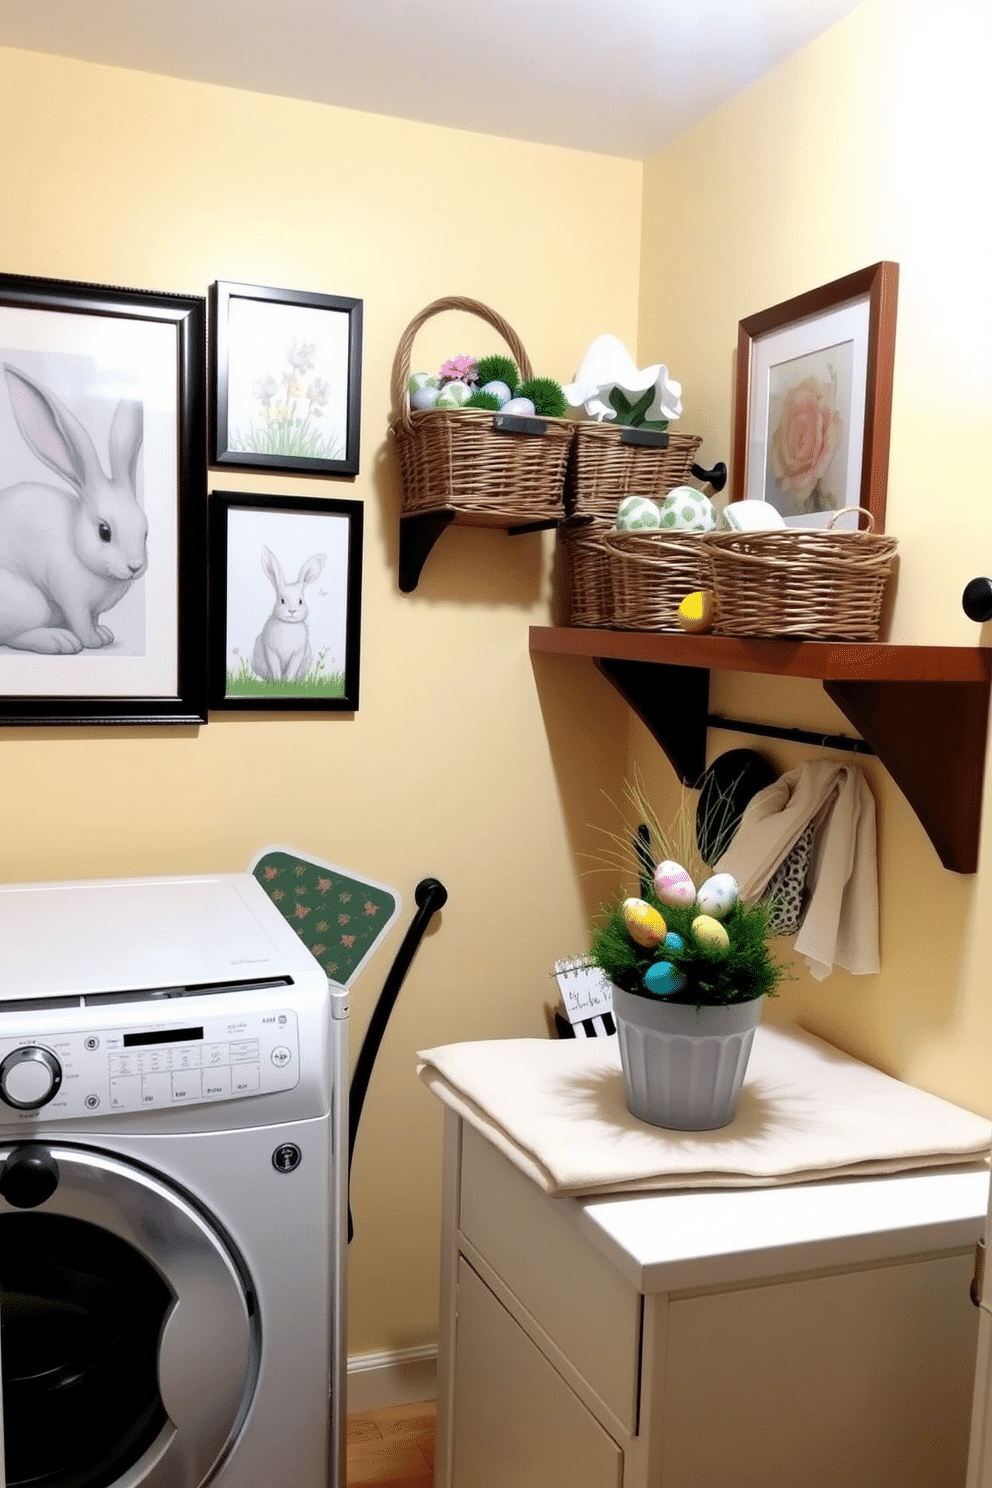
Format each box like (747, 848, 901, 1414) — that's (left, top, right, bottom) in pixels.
(439, 355, 479, 386)
(770, 377, 841, 503)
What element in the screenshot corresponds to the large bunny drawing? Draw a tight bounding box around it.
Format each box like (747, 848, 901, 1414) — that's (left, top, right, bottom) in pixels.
(0, 364, 147, 654)
(252, 545, 326, 682)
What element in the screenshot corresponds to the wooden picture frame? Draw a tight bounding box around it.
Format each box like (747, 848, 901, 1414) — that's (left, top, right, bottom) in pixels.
(731, 262, 898, 530)
(210, 281, 363, 477)
(0, 273, 207, 725)
(208, 491, 363, 712)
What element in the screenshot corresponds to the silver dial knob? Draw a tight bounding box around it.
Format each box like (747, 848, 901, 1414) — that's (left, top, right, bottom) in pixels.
(0, 1046, 63, 1110)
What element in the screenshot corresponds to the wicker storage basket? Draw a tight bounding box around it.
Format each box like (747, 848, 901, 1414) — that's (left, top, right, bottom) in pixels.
(707, 510, 897, 640)
(558, 518, 615, 628)
(603, 528, 714, 632)
(390, 296, 573, 525)
(566, 424, 703, 520)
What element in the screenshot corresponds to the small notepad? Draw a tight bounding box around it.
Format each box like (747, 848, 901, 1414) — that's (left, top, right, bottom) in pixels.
(554, 959, 614, 1025)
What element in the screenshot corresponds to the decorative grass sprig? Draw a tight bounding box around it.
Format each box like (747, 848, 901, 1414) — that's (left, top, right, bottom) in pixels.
(586, 771, 787, 1008)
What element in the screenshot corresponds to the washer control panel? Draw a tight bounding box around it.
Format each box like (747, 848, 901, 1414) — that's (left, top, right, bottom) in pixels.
(0, 1009, 300, 1121)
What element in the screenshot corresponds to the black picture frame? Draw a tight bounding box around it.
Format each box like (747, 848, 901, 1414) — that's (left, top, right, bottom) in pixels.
(208, 491, 363, 712)
(0, 273, 207, 725)
(210, 281, 363, 477)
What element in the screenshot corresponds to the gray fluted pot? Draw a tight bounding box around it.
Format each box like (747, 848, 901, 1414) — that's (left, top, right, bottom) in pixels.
(612, 986, 764, 1131)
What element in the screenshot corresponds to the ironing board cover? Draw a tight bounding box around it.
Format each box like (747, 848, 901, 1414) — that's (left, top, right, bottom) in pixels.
(249, 845, 402, 987)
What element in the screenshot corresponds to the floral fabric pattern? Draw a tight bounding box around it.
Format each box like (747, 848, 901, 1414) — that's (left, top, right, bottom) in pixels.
(253, 850, 398, 986)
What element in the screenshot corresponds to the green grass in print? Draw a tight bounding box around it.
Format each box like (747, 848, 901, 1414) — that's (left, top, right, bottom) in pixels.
(226, 656, 345, 699)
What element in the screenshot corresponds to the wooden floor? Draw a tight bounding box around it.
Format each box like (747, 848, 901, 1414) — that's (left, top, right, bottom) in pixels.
(346, 1400, 436, 1488)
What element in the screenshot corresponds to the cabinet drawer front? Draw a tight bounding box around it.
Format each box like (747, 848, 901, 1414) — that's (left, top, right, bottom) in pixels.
(459, 1123, 640, 1430)
(453, 1259, 623, 1488)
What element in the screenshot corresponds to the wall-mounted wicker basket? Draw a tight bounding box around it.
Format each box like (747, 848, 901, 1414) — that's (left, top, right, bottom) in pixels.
(558, 518, 615, 628)
(566, 424, 703, 521)
(389, 296, 574, 526)
(707, 510, 898, 640)
(602, 528, 714, 633)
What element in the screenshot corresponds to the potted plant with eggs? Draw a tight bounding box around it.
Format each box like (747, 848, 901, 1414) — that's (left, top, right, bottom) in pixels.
(588, 790, 785, 1131)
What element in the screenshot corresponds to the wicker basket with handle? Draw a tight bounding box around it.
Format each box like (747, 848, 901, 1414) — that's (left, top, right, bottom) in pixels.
(602, 528, 714, 632)
(707, 509, 898, 640)
(389, 296, 574, 525)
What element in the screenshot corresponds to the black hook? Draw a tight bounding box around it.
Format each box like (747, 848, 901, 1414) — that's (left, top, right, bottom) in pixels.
(963, 578, 992, 623)
(690, 460, 728, 493)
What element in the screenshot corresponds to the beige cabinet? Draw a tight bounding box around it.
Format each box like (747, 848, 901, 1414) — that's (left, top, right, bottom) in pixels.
(436, 1112, 987, 1488)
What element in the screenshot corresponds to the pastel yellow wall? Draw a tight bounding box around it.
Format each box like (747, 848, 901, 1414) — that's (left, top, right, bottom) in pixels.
(635, 0, 992, 1110)
(0, 46, 640, 1354)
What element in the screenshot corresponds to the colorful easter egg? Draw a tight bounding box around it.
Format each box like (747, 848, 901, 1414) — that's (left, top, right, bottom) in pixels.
(622, 897, 667, 947)
(695, 873, 739, 921)
(677, 589, 716, 633)
(436, 380, 473, 408)
(408, 370, 440, 394)
(481, 379, 513, 406)
(659, 486, 717, 533)
(653, 860, 696, 909)
(691, 914, 730, 956)
(502, 396, 537, 416)
(644, 960, 688, 997)
(616, 495, 661, 531)
(410, 386, 441, 411)
(663, 931, 685, 953)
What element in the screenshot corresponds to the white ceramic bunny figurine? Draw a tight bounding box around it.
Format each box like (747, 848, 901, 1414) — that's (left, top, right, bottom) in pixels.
(0, 364, 147, 654)
(252, 546, 326, 682)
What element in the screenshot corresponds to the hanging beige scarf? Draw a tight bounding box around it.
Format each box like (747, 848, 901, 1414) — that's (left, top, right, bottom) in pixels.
(713, 760, 879, 981)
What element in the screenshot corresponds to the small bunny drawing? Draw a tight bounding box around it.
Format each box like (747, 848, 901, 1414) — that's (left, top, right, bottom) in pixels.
(0, 364, 147, 654)
(252, 546, 326, 682)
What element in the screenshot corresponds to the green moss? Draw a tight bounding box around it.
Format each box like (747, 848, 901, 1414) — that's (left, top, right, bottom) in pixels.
(476, 354, 520, 393)
(465, 390, 502, 410)
(589, 891, 784, 1008)
(517, 376, 568, 419)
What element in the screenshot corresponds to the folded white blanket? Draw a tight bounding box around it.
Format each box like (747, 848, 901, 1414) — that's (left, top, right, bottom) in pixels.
(418, 1024, 991, 1196)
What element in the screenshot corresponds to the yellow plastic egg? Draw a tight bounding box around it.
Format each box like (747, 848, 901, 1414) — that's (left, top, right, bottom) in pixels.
(622, 898, 668, 948)
(677, 589, 716, 633)
(691, 914, 730, 957)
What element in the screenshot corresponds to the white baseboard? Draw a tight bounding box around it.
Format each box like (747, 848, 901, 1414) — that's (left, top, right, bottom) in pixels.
(346, 1344, 438, 1413)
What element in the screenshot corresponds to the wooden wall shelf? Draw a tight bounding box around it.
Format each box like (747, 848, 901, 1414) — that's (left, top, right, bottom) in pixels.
(529, 627, 992, 874)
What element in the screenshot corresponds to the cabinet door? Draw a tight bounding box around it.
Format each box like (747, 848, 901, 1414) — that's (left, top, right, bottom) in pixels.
(451, 1259, 623, 1488)
(661, 1254, 977, 1488)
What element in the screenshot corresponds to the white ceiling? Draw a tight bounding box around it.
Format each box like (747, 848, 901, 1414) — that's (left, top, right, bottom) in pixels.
(0, 0, 864, 159)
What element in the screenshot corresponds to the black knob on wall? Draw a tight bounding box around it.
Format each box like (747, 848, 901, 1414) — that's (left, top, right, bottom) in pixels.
(0, 1144, 60, 1208)
(963, 578, 992, 623)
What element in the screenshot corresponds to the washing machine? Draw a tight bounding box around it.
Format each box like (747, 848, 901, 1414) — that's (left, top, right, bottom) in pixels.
(0, 872, 348, 1488)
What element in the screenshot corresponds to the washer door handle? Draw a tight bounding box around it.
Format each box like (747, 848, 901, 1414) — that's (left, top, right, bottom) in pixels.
(0, 1143, 60, 1208)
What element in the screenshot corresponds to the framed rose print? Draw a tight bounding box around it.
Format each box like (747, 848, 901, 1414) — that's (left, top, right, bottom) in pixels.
(731, 262, 898, 530)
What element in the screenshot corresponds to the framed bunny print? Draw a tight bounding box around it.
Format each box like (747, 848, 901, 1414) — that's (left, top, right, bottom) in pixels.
(210, 281, 363, 477)
(0, 273, 207, 724)
(208, 492, 363, 712)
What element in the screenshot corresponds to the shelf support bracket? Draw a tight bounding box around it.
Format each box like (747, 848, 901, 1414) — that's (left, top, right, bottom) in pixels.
(824, 677, 991, 874)
(596, 659, 710, 784)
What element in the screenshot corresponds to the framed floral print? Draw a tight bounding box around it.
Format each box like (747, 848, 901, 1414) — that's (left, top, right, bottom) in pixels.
(731, 262, 898, 530)
(210, 281, 362, 477)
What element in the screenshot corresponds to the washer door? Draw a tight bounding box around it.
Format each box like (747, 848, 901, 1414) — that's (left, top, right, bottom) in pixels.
(0, 1142, 258, 1488)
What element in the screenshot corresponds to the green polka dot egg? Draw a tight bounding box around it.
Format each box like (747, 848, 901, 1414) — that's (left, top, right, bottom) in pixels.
(616, 496, 661, 531)
(659, 485, 717, 532)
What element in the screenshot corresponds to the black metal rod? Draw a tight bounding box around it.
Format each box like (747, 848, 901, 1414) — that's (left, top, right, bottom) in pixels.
(348, 877, 447, 1242)
(707, 713, 875, 755)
